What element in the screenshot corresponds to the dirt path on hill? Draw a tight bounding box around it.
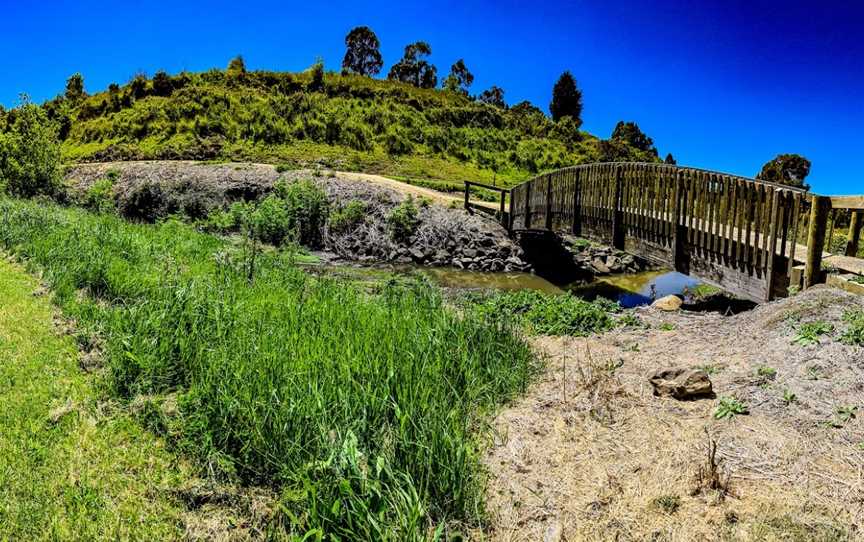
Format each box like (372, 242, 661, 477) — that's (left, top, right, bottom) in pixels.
(484, 286, 864, 541)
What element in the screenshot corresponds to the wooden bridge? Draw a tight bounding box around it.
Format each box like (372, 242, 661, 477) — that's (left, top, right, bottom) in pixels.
(464, 163, 864, 302)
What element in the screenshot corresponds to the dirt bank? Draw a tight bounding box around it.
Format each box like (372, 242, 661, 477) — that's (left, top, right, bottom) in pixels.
(485, 286, 864, 541)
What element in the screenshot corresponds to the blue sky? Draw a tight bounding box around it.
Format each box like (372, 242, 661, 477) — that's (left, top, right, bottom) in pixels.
(2, 0, 862, 194)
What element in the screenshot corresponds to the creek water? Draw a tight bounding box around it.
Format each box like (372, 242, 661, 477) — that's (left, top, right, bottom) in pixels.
(318, 261, 703, 309)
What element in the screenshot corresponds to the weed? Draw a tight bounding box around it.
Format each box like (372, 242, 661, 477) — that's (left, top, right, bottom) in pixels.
(714, 396, 749, 420)
(650, 494, 681, 514)
(756, 365, 777, 380)
(693, 431, 730, 499)
(698, 364, 724, 375)
(840, 309, 864, 346)
(792, 321, 834, 346)
(829, 405, 858, 428)
(782, 389, 797, 405)
(328, 200, 366, 234)
(617, 312, 643, 328)
(659, 322, 676, 331)
(806, 366, 824, 380)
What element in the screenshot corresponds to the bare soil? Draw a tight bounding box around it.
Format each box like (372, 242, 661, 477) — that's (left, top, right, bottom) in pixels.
(484, 286, 864, 541)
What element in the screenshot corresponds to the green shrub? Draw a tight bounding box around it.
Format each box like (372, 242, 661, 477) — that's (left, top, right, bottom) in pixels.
(792, 321, 834, 346)
(386, 197, 419, 242)
(0, 101, 62, 198)
(249, 194, 292, 245)
(328, 200, 366, 234)
(273, 179, 329, 247)
(118, 182, 168, 221)
(83, 177, 116, 213)
(714, 396, 748, 419)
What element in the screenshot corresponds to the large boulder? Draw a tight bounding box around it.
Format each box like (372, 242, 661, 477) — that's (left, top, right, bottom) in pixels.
(652, 295, 683, 311)
(649, 368, 713, 399)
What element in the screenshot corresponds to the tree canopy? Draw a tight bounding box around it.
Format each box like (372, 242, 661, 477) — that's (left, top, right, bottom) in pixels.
(756, 154, 811, 190)
(387, 41, 437, 89)
(342, 26, 384, 77)
(442, 59, 473, 94)
(664, 153, 676, 164)
(549, 71, 582, 125)
(227, 55, 247, 76)
(611, 121, 657, 156)
(64, 73, 85, 101)
(479, 86, 506, 108)
(0, 98, 61, 197)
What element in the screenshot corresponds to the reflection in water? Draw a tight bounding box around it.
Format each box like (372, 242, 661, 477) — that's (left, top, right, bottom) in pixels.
(567, 271, 701, 308)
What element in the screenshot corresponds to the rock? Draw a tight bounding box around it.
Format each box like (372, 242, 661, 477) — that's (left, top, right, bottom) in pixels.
(591, 258, 610, 275)
(462, 248, 478, 259)
(649, 368, 713, 399)
(409, 248, 426, 262)
(652, 295, 683, 311)
(606, 255, 621, 271)
(506, 256, 522, 266)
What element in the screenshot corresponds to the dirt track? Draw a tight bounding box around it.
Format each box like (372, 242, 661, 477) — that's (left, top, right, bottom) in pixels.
(485, 286, 864, 541)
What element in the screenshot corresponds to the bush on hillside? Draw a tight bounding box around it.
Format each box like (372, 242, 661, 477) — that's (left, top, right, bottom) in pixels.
(328, 200, 366, 234)
(386, 197, 419, 242)
(0, 100, 62, 198)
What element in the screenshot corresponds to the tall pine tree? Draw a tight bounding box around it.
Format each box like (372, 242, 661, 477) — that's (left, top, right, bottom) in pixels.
(550, 71, 582, 125)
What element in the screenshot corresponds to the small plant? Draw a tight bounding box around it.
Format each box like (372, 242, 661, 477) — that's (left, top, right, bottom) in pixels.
(693, 430, 730, 499)
(806, 365, 823, 380)
(782, 389, 797, 405)
(698, 364, 724, 375)
(617, 312, 643, 328)
(714, 396, 748, 420)
(849, 275, 864, 285)
(386, 197, 420, 242)
(755, 365, 777, 380)
(829, 405, 858, 428)
(787, 285, 801, 296)
(659, 322, 676, 331)
(792, 321, 834, 346)
(83, 176, 116, 213)
(840, 309, 864, 346)
(650, 494, 681, 514)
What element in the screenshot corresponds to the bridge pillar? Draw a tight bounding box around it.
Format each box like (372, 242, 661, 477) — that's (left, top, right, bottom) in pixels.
(671, 173, 687, 273)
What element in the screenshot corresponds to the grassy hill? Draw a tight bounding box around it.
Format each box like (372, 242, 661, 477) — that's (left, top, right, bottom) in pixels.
(35, 67, 661, 188)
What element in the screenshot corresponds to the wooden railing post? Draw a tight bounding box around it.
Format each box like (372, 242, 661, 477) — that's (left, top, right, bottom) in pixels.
(499, 190, 507, 227)
(571, 168, 581, 236)
(524, 181, 532, 229)
(464, 182, 470, 211)
(846, 211, 863, 257)
(545, 175, 554, 230)
(671, 171, 685, 272)
(612, 165, 624, 249)
(508, 188, 515, 232)
(804, 195, 831, 289)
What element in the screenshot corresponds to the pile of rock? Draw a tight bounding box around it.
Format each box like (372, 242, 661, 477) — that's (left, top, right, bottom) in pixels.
(560, 236, 648, 275)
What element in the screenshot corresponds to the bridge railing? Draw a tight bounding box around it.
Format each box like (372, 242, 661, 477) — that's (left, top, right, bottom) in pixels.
(508, 162, 820, 301)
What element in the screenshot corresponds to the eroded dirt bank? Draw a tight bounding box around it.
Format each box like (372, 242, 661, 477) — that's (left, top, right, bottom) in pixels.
(485, 286, 864, 541)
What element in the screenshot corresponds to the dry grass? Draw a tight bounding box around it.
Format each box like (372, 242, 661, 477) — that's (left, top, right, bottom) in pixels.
(483, 287, 863, 541)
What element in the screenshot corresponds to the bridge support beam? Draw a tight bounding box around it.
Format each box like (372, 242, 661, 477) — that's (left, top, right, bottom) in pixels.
(804, 195, 831, 289)
(611, 166, 625, 250)
(846, 211, 862, 257)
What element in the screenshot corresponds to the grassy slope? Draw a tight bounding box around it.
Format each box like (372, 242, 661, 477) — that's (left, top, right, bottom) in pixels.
(0, 257, 188, 540)
(42, 69, 660, 188)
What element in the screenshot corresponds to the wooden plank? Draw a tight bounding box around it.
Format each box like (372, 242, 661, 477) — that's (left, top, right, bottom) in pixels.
(830, 196, 864, 211)
(545, 173, 553, 230)
(787, 193, 801, 279)
(524, 179, 532, 229)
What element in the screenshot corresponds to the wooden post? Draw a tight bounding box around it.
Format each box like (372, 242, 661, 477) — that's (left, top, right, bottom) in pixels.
(571, 168, 581, 236)
(508, 187, 515, 233)
(764, 189, 781, 301)
(499, 190, 507, 227)
(524, 181, 532, 229)
(846, 211, 863, 257)
(671, 172, 686, 272)
(545, 175, 554, 230)
(464, 182, 470, 211)
(804, 195, 831, 289)
(611, 165, 624, 249)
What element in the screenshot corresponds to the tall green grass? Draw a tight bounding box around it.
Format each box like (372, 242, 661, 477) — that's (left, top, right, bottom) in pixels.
(0, 198, 535, 539)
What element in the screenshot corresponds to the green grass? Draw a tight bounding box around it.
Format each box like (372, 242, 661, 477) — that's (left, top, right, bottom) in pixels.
(0, 256, 188, 540)
(0, 197, 536, 538)
(465, 289, 622, 336)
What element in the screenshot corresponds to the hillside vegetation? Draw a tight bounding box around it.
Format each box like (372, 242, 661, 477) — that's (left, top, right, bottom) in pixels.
(10, 67, 662, 187)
